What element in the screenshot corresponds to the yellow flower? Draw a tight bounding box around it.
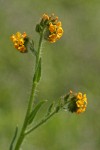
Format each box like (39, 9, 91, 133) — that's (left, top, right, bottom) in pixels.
(76, 92, 83, 100)
(56, 27, 63, 39)
(48, 34, 58, 43)
(49, 23, 57, 33)
(11, 32, 28, 53)
(67, 91, 87, 114)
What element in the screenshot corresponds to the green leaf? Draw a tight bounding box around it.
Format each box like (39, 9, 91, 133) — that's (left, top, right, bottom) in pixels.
(9, 126, 18, 150)
(35, 24, 40, 33)
(35, 24, 43, 33)
(30, 40, 37, 56)
(28, 100, 46, 125)
(46, 102, 54, 116)
(33, 58, 41, 83)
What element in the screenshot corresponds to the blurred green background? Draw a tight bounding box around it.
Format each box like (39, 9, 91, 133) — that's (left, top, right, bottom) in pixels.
(0, 0, 100, 149)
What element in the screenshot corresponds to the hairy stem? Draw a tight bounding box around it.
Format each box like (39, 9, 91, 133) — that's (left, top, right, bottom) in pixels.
(13, 32, 44, 150)
(25, 110, 57, 136)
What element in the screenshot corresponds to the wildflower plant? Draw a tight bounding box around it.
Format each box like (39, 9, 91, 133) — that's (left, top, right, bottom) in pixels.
(10, 13, 88, 150)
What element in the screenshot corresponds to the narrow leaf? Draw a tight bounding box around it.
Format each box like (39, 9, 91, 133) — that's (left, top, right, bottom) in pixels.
(30, 40, 37, 56)
(9, 126, 18, 150)
(46, 102, 54, 116)
(35, 24, 43, 33)
(28, 100, 46, 125)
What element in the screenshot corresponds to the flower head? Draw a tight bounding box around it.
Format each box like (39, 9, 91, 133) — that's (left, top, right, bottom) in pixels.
(36, 13, 63, 43)
(76, 93, 87, 114)
(48, 21, 63, 43)
(11, 32, 28, 53)
(67, 91, 87, 114)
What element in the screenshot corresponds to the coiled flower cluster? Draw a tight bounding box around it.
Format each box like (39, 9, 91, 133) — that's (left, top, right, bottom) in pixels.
(11, 32, 28, 52)
(36, 13, 63, 43)
(76, 92, 87, 114)
(48, 21, 63, 43)
(64, 91, 87, 114)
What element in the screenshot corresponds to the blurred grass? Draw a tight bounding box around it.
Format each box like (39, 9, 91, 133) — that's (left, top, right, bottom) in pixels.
(0, 0, 100, 149)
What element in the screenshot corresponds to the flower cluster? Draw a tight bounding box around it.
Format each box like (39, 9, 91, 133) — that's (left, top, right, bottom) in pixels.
(76, 92, 87, 114)
(11, 32, 28, 53)
(48, 21, 63, 43)
(44, 14, 63, 43)
(36, 13, 63, 43)
(66, 91, 87, 114)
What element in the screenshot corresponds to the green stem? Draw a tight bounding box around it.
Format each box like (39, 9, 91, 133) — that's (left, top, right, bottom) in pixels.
(36, 32, 44, 66)
(14, 32, 44, 150)
(25, 110, 57, 136)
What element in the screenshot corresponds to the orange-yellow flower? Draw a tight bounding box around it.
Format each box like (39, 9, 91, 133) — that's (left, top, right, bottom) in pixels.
(48, 21, 63, 43)
(48, 34, 58, 43)
(76, 92, 87, 114)
(49, 23, 57, 33)
(11, 32, 28, 53)
(67, 91, 87, 114)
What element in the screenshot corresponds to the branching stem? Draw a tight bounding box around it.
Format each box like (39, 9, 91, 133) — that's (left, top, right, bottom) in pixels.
(13, 32, 44, 150)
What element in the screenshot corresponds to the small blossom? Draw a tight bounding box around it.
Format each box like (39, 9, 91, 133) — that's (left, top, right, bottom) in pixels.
(70, 90, 73, 94)
(48, 34, 58, 43)
(11, 32, 28, 53)
(67, 91, 87, 114)
(42, 14, 49, 21)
